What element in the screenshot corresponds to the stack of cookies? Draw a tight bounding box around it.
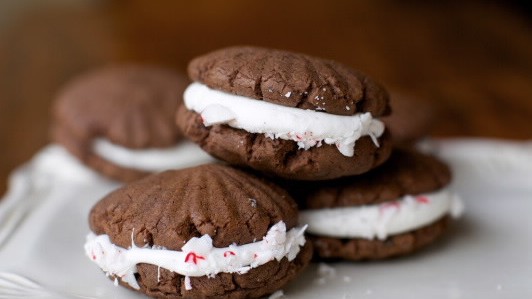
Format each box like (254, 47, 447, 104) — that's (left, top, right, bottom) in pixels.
(177, 46, 463, 261)
(74, 46, 463, 298)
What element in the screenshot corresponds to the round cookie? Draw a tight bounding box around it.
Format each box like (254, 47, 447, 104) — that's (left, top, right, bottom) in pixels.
(177, 46, 392, 180)
(382, 94, 437, 145)
(52, 65, 214, 182)
(295, 148, 463, 260)
(85, 164, 312, 298)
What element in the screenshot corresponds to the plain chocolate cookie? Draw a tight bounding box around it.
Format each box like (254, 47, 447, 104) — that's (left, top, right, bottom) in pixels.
(52, 65, 188, 181)
(187, 46, 389, 116)
(293, 147, 461, 260)
(178, 46, 392, 180)
(88, 164, 312, 298)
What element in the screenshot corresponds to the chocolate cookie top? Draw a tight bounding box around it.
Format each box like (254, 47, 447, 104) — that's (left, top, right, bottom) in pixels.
(188, 46, 390, 116)
(89, 164, 298, 249)
(300, 148, 451, 209)
(52, 65, 187, 149)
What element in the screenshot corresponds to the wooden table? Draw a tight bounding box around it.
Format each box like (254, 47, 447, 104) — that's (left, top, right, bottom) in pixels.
(0, 0, 530, 194)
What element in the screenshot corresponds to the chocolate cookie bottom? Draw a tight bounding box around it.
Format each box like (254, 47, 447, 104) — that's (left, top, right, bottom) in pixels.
(110, 242, 313, 299)
(177, 106, 392, 181)
(310, 216, 450, 261)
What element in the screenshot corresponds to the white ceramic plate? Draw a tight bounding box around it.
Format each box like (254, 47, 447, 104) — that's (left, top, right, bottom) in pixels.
(0, 139, 531, 298)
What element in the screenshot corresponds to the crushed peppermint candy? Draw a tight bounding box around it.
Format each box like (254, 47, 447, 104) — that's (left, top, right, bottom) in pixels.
(85, 221, 307, 290)
(249, 198, 257, 208)
(184, 276, 192, 290)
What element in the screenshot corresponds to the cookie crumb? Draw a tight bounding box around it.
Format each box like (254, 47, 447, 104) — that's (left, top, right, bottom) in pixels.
(317, 263, 336, 278)
(285, 91, 292, 98)
(269, 290, 284, 299)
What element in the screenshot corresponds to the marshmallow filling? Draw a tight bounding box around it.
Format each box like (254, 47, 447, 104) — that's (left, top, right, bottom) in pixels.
(92, 138, 215, 172)
(85, 221, 307, 290)
(300, 188, 463, 240)
(184, 82, 385, 157)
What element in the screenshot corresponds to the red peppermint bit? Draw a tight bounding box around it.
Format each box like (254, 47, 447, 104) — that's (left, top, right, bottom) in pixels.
(416, 196, 430, 204)
(185, 252, 205, 265)
(296, 134, 302, 140)
(224, 251, 236, 257)
(92, 251, 96, 260)
(253, 253, 258, 259)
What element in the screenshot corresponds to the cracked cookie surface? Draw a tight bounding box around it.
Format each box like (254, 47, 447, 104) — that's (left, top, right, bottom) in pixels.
(188, 46, 390, 116)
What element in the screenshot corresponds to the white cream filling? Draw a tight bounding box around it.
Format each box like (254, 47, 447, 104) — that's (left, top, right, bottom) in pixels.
(84, 221, 307, 290)
(92, 139, 215, 172)
(184, 82, 385, 157)
(300, 188, 463, 240)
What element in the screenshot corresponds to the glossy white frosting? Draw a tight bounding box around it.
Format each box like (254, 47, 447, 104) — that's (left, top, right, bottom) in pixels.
(92, 139, 215, 172)
(300, 188, 463, 240)
(84, 221, 307, 290)
(184, 82, 385, 157)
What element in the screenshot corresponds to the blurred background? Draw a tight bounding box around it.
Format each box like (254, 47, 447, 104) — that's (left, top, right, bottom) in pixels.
(0, 0, 530, 193)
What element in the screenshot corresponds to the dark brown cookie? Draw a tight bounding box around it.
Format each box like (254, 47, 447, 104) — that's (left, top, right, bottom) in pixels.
(177, 104, 392, 180)
(179, 46, 393, 180)
(292, 148, 461, 260)
(88, 164, 312, 298)
(188, 46, 389, 116)
(311, 216, 449, 261)
(382, 94, 437, 145)
(301, 147, 451, 208)
(51, 65, 189, 181)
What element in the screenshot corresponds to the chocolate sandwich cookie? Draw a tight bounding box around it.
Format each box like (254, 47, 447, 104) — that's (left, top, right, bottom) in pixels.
(52, 65, 214, 182)
(85, 164, 312, 298)
(177, 46, 392, 180)
(296, 148, 463, 260)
